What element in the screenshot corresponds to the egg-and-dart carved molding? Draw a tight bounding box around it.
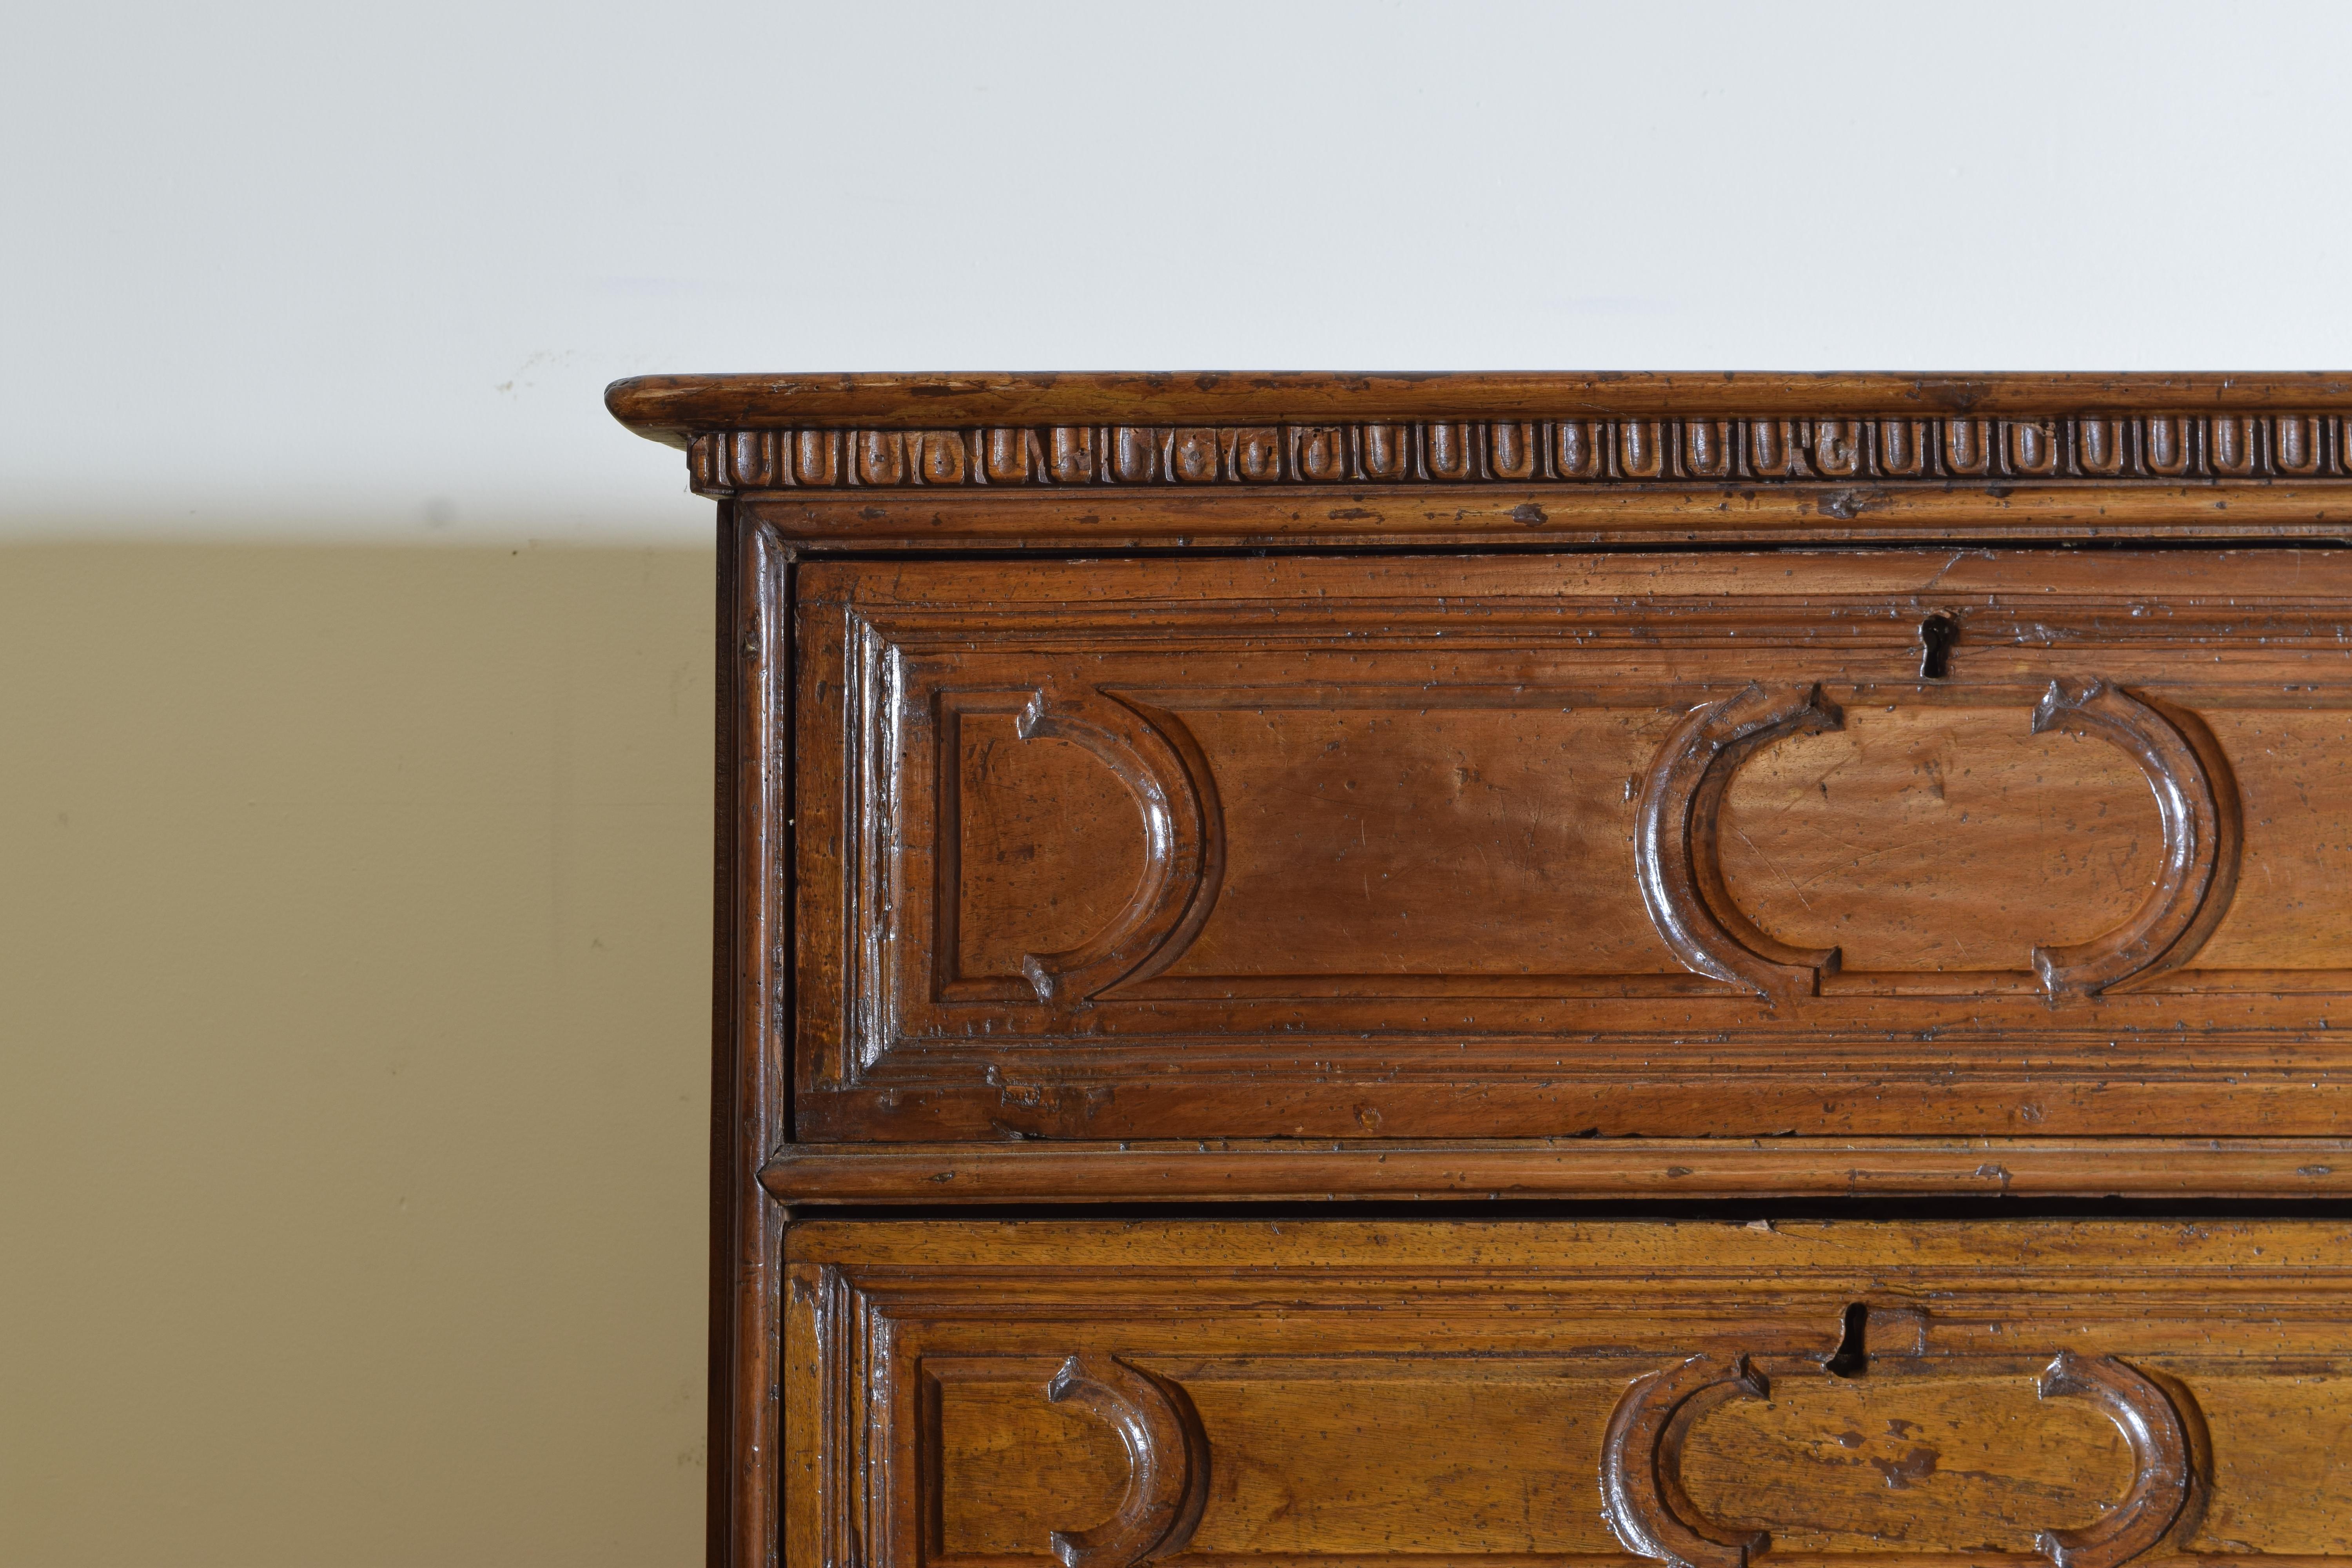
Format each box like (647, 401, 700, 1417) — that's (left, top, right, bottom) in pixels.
(691, 413, 2352, 492)
(1633, 680, 2242, 1004)
(1601, 1348, 2202, 1568)
(1044, 1354, 1210, 1568)
(1009, 687, 1225, 1007)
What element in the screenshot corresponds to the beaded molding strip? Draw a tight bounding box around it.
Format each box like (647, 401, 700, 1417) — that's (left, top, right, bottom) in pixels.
(690, 414, 2349, 494)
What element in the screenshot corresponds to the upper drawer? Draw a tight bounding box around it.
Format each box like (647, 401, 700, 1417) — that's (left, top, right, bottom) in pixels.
(791, 548, 2352, 1142)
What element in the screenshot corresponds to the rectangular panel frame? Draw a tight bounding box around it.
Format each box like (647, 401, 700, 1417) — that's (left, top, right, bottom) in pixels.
(785, 1220, 2352, 1568)
(790, 544, 2352, 1142)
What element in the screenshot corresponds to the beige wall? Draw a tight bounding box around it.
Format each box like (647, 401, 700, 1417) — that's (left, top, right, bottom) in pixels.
(1, 544, 714, 1566)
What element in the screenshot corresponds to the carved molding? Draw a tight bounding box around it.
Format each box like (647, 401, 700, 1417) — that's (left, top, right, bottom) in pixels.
(1012, 687, 1225, 1007)
(1635, 681, 2241, 1004)
(2029, 681, 2243, 1000)
(1599, 1354, 1773, 1568)
(692, 413, 2352, 493)
(1634, 684, 1847, 1003)
(2034, 1352, 2197, 1568)
(1601, 1348, 2203, 1568)
(1044, 1354, 1210, 1568)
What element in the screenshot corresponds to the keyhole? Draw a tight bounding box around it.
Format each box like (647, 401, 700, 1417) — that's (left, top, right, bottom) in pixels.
(1918, 614, 1959, 680)
(1824, 1301, 1869, 1378)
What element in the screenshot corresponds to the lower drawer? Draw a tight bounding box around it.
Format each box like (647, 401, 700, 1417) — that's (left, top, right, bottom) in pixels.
(785, 1221, 2352, 1568)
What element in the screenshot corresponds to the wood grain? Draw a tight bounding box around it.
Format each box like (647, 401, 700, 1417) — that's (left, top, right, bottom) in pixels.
(789, 545, 2352, 1141)
(625, 374, 2352, 1568)
(743, 481, 2352, 552)
(757, 1137, 2352, 1205)
(606, 372, 2352, 444)
(611, 375, 2352, 549)
(786, 1220, 2352, 1568)
(719, 516, 789, 1568)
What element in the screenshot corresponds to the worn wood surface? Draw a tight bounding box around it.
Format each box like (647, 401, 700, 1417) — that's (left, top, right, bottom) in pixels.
(786, 1220, 2352, 1568)
(792, 546, 2352, 1142)
(716, 511, 789, 1568)
(607, 370, 2352, 444)
(610, 374, 2352, 549)
(621, 373, 2352, 1568)
(742, 482, 2352, 553)
(757, 1138, 2352, 1204)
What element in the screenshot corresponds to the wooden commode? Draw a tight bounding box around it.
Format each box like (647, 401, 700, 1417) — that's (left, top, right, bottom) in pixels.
(610, 372, 2352, 1568)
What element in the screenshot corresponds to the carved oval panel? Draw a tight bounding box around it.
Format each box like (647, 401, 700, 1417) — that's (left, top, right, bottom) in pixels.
(1717, 701, 2160, 974)
(1677, 1364, 2130, 1551)
(1639, 681, 2241, 1001)
(1604, 1350, 2200, 1568)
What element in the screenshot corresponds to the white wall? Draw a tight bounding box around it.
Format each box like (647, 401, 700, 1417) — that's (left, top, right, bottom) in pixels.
(8, 0, 2352, 543)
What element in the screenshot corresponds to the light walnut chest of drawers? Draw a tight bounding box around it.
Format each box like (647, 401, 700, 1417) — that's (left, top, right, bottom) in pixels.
(611, 373, 2352, 1568)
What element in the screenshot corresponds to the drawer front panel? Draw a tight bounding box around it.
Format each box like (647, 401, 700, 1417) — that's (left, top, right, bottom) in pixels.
(785, 1221, 2352, 1568)
(792, 549, 2352, 1140)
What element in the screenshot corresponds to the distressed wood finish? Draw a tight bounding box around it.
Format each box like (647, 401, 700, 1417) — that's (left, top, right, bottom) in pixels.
(788, 1221, 2352, 1568)
(608, 372, 2352, 550)
(608, 373, 2352, 1568)
(757, 1137, 2352, 1205)
(606, 370, 2352, 443)
(792, 546, 2352, 1142)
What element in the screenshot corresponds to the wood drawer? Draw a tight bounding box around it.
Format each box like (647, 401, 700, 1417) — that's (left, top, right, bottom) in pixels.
(789, 548, 2352, 1143)
(623, 374, 2352, 1568)
(785, 1220, 2352, 1568)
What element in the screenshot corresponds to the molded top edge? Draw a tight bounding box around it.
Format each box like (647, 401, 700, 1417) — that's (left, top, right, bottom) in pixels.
(608, 370, 2352, 446)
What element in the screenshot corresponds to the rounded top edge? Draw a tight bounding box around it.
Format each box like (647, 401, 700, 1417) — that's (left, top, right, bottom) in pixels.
(606, 370, 2352, 445)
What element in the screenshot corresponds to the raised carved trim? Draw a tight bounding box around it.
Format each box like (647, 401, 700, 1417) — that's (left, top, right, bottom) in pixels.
(2029, 682, 2243, 1000)
(1011, 687, 1225, 1006)
(1636, 681, 2242, 1004)
(1044, 1354, 1210, 1568)
(2034, 1352, 2197, 1568)
(1634, 684, 1847, 1003)
(1599, 1354, 1773, 1568)
(1601, 1348, 2204, 1568)
(690, 414, 2352, 494)
(762, 1136, 2352, 1205)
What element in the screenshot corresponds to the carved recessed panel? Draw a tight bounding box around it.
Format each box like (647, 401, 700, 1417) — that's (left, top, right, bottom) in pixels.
(2189, 706, 2352, 969)
(1605, 1350, 2200, 1568)
(1646, 679, 2243, 1003)
(951, 711, 1149, 983)
(935, 1363, 1634, 1559)
(1043, 1354, 1209, 1568)
(789, 1220, 2352, 1568)
(930, 685, 1221, 1008)
(934, 1368, 1132, 1558)
(1677, 1367, 2130, 1550)
(1718, 702, 2160, 973)
(793, 551, 2352, 1140)
(1169, 705, 1678, 980)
